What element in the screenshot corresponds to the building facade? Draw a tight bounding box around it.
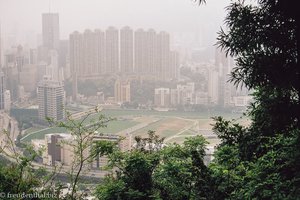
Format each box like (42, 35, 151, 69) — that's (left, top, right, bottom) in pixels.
(105, 27, 119, 74)
(154, 88, 170, 107)
(0, 71, 5, 110)
(114, 79, 131, 104)
(37, 76, 65, 121)
(42, 13, 60, 50)
(120, 26, 134, 74)
(42, 133, 130, 169)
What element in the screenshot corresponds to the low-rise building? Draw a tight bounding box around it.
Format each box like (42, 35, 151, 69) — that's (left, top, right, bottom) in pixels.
(40, 132, 130, 169)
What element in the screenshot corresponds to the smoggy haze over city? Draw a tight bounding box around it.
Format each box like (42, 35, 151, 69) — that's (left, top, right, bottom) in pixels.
(0, 0, 229, 46)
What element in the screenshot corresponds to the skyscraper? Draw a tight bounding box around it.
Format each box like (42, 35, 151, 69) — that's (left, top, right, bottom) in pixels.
(208, 69, 219, 105)
(94, 29, 106, 75)
(83, 29, 94, 76)
(147, 29, 158, 74)
(68, 27, 175, 82)
(70, 29, 106, 78)
(69, 31, 82, 101)
(69, 31, 83, 75)
(0, 71, 5, 110)
(169, 50, 179, 80)
(134, 29, 174, 80)
(157, 31, 170, 80)
(114, 79, 131, 103)
(42, 13, 60, 50)
(37, 76, 65, 121)
(120, 26, 133, 74)
(0, 24, 2, 68)
(105, 27, 119, 74)
(134, 29, 147, 74)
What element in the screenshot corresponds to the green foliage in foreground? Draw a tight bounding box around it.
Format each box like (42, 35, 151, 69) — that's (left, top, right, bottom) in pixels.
(1, 0, 300, 199)
(96, 132, 217, 200)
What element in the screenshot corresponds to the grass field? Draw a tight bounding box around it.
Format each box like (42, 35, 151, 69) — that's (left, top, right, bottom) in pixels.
(132, 117, 194, 138)
(24, 127, 43, 135)
(21, 118, 139, 143)
(100, 109, 243, 119)
(22, 127, 67, 142)
(21, 109, 247, 144)
(98, 120, 139, 134)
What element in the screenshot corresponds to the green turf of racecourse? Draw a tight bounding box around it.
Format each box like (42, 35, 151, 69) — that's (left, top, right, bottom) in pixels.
(131, 118, 193, 138)
(100, 109, 243, 119)
(21, 109, 243, 143)
(24, 127, 43, 135)
(22, 127, 67, 142)
(21, 119, 138, 143)
(98, 120, 139, 133)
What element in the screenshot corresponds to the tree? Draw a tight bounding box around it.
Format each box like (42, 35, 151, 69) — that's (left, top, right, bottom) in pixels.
(0, 130, 56, 198)
(154, 136, 217, 200)
(208, 0, 300, 198)
(48, 108, 114, 199)
(96, 131, 163, 200)
(96, 132, 216, 200)
(217, 0, 299, 133)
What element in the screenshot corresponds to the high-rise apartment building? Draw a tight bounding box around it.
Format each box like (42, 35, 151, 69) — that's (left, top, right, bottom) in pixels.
(70, 29, 106, 78)
(154, 88, 170, 107)
(83, 29, 94, 76)
(134, 29, 176, 80)
(157, 31, 170, 80)
(69, 31, 82, 101)
(42, 13, 60, 50)
(208, 69, 219, 104)
(114, 79, 131, 103)
(94, 29, 106, 75)
(147, 29, 158, 74)
(4, 90, 11, 111)
(120, 26, 134, 74)
(37, 76, 65, 121)
(105, 27, 119, 74)
(0, 71, 5, 110)
(69, 27, 177, 83)
(69, 31, 82, 76)
(134, 29, 147, 74)
(169, 51, 179, 79)
(0, 24, 2, 68)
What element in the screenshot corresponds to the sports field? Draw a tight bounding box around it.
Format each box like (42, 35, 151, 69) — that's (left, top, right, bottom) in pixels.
(21, 109, 248, 145)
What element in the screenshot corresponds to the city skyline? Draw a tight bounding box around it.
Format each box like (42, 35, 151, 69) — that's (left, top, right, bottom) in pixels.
(0, 0, 229, 48)
(69, 27, 179, 78)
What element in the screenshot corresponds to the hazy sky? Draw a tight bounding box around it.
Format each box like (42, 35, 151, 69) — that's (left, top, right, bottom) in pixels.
(0, 0, 230, 43)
